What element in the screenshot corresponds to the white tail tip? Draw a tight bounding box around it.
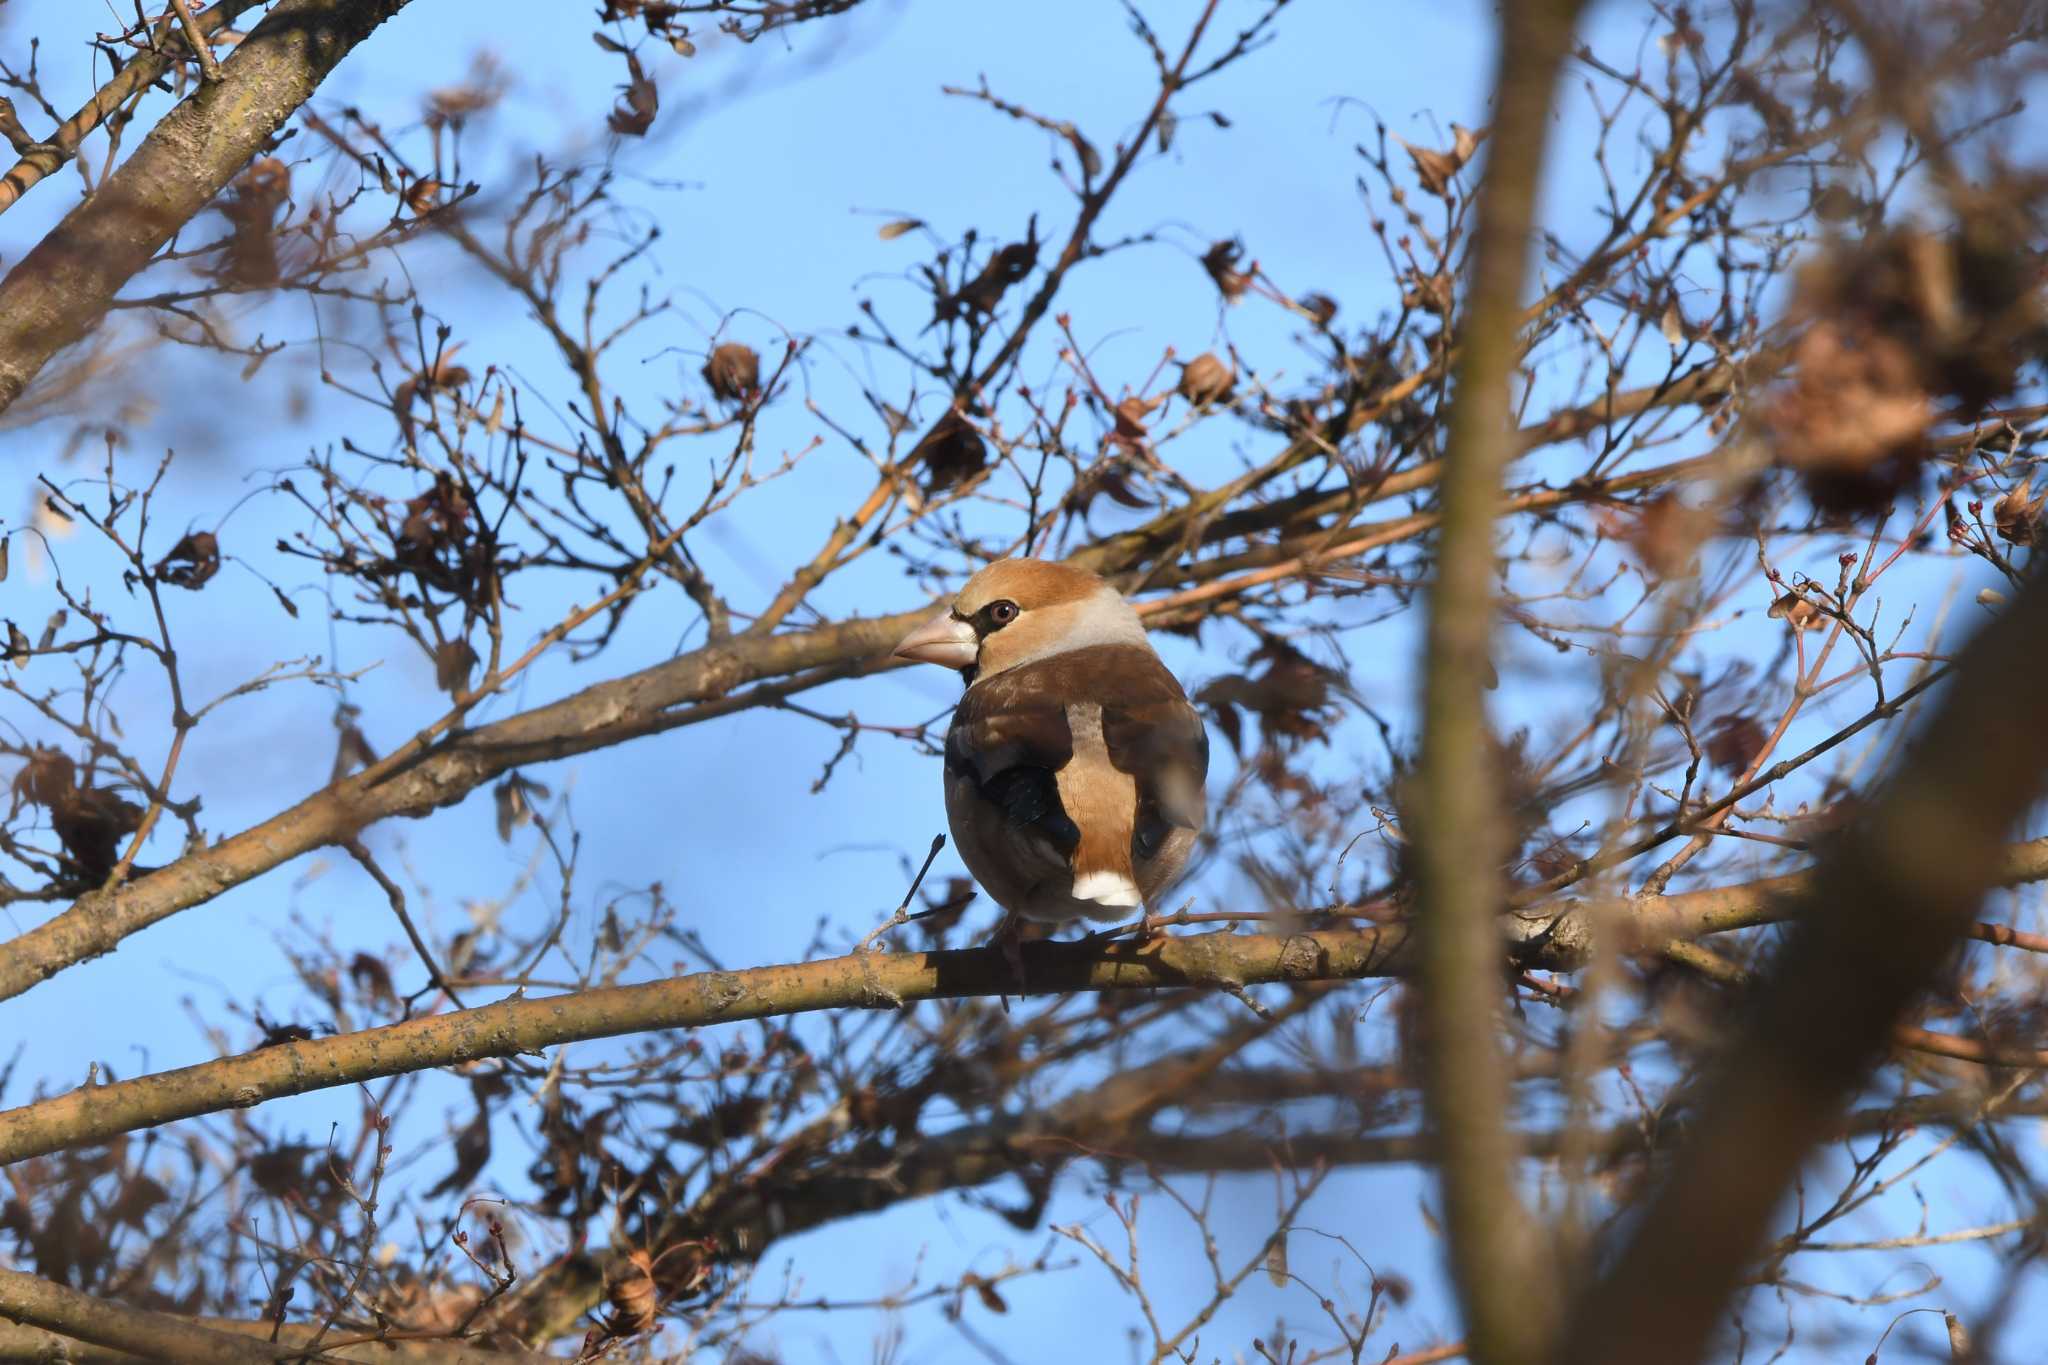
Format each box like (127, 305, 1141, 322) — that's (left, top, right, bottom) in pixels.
(1071, 870, 1142, 908)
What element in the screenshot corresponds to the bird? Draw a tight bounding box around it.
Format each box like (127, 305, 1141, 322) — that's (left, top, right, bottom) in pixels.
(892, 559, 1209, 937)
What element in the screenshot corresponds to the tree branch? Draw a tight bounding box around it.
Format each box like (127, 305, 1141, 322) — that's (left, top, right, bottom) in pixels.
(1558, 572, 2048, 1360)
(12, 830, 2048, 1169)
(0, 0, 271, 216)
(1409, 4, 1587, 1363)
(0, 1266, 305, 1365)
(0, 926, 1409, 1164)
(0, 0, 414, 416)
(0, 1299, 552, 1364)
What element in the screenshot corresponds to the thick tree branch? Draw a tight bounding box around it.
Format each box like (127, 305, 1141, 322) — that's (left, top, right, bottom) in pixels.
(0, 0, 271, 216)
(1557, 574, 2048, 1361)
(0, 0, 414, 417)
(0, 1297, 551, 1364)
(0, 1266, 309, 1364)
(0, 926, 1410, 1164)
(12, 831, 2048, 1168)
(1409, 4, 1587, 1363)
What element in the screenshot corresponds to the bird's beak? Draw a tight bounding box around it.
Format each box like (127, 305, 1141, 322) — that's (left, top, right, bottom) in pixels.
(893, 610, 978, 670)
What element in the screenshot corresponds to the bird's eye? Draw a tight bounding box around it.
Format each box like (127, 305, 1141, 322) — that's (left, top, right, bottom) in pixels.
(987, 600, 1019, 627)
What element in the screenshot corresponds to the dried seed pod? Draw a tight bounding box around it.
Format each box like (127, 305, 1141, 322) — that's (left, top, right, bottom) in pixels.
(702, 342, 760, 404)
(1177, 352, 1235, 405)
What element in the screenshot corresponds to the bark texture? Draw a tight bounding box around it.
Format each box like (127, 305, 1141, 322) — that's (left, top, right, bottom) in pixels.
(0, 0, 414, 416)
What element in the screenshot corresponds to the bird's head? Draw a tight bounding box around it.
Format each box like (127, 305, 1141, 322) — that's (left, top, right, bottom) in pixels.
(891, 558, 1147, 685)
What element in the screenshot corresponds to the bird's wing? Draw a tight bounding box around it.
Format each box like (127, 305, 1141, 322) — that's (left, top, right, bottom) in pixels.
(1090, 648, 1210, 856)
(947, 676, 1079, 855)
(953, 645, 1209, 871)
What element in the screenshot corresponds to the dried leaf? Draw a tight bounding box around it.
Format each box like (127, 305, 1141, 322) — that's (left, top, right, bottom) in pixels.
(217, 158, 289, 285)
(49, 783, 143, 882)
(1704, 716, 1767, 774)
(1074, 134, 1102, 179)
(0, 535, 8, 581)
(434, 639, 478, 694)
(427, 1111, 493, 1198)
(333, 718, 377, 781)
(1197, 641, 1350, 753)
(393, 348, 472, 436)
(1660, 299, 1684, 347)
(1993, 476, 2045, 545)
(877, 218, 923, 241)
(965, 1273, 1008, 1314)
(494, 776, 540, 842)
(1401, 268, 1454, 316)
(1767, 591, 1822, 631)
(909, 407, 987, 492)
(348, 952, 396, 1007)
(155, 531, 220, 590)
(937, 225, 1040, 323)
(1201, 237, 1254, 302)
(1764, 322, 1929, 475)
(1395, 123, 1485, 198)
(1110, 393, 1162, 450)
(1263, 1234, 1288, 1286)
(1600, 494, 1711, 580)
(107, 1175, 167, 1230)
(1946, 1312, 1970, 1360)
(609, 52, 659, 136)
(1065, 463, 1152, 516)
(404, 177, 446, 216)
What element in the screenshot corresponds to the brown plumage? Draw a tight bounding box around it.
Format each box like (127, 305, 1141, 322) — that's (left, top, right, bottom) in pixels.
(893, 560, 1208, 923)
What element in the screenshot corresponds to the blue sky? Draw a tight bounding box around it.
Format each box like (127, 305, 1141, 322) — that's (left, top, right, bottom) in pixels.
(2, 1, 2043, 1360)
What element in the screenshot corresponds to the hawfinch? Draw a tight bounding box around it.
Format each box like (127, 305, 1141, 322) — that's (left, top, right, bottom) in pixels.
(892, 559, 1209, 924)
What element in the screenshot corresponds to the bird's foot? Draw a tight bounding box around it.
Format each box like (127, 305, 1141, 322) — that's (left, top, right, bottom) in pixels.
(997, 912, 1028, 995)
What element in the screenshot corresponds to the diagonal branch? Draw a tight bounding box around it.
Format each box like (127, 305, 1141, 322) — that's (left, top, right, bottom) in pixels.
(0, 0, 271, 216)
(0, 1266, 306, 1365)
(0, 1282, 552, 1364)
(0, 0, 415, 417)
(1557, 569, 2048, 1360)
